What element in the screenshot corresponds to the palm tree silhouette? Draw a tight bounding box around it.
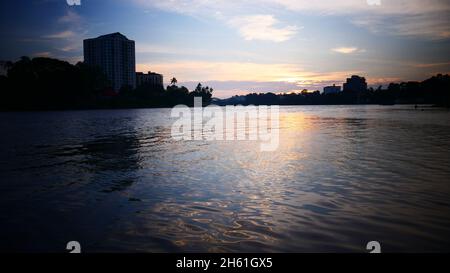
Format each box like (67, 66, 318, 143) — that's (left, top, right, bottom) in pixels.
(170, 77, 177, 86)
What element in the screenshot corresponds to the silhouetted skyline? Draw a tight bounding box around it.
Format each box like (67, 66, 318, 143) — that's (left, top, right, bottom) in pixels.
(0, 1, 450, 97)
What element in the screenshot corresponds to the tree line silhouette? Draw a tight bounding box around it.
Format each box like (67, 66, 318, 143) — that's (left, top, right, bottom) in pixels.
(0, 56, 449, 110)
(0, 57, 213, 110)
(216, 75, 450, 107)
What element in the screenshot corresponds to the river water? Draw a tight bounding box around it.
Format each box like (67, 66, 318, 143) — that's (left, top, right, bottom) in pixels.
(0, 105, 449, 252)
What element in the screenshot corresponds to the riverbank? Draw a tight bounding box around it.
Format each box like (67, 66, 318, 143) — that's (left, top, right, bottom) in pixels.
(1, 103, 448, 112)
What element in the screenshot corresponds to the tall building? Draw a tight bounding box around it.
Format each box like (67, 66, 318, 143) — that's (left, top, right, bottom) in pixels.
(136, 71, 164, 87)
(343, 75, 367, 93)
(83, 32, 136, 91)
(323, 84, 341, 95)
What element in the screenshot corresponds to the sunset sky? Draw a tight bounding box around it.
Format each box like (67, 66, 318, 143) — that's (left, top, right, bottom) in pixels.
(1, 0, 450, 97)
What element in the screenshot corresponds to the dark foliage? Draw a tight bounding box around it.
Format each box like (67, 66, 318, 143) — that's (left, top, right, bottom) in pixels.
(0, 57, 214, 110)
(216, 74, 450, 107)
(0, 57, 447, 110)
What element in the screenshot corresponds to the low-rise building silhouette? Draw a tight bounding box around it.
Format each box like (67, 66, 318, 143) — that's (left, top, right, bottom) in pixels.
(323, 84, 341, 95)
(136, 71, 163, 87)
(343, 75, 367, 93)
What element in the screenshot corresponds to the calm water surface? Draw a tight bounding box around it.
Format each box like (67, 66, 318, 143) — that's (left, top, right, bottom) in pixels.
(1, 105, 450, 252)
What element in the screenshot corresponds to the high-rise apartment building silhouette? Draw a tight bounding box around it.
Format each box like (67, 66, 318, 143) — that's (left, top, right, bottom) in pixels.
(84, 32, 136, 91)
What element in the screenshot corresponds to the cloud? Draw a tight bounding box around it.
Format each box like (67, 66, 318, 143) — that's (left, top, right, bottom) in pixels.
(411, 62, 450, 68)
(136, 43, 264, 61)
(31, 9, 87, 63)
(228, 15, 299, 42)
(45, 10, 83, 40)
(43, 30, 76, 39)
(56, 10, 87, 54)
(273, 0, 450, 15)
(58, 10, 82, 24)
(132, 0, 450, 39)
(133, 0, 240, 16)
(366, 77, 403, 86)
(137, 61, 306, 82)
(59, 44, 80, 52)
(136, 61, 349, 83)
(332, 47, 360, 54)
(351, 12, 450, 39)
(32, 52, 52, 57)
(133, 1, 298, 42)
(137, 60, 361, 97)
(276, 0, 450, 39)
